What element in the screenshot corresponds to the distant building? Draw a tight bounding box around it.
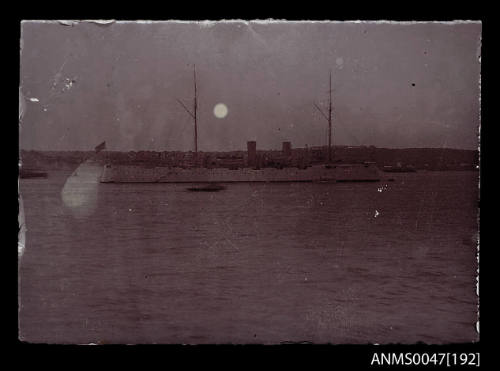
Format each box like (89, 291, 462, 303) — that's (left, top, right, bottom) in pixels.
(282, 141, 291, 157)
(247, 141, 256, 167)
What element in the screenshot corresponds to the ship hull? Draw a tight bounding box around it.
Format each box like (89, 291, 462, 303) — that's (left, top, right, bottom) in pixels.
(100, 164, 380, 183)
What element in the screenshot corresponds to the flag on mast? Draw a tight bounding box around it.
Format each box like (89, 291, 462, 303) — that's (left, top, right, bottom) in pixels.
(95, 141, 106, 153)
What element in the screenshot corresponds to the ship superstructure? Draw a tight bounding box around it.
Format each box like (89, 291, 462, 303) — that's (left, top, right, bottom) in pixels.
(99, 68, 380, 183)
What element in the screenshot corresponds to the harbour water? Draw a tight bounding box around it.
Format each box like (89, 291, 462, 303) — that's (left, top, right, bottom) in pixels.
(18, 168, 479, 344)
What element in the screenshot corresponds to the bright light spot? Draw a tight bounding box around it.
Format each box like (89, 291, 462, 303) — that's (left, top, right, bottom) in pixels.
(374, 210, 380, 218)
(61, 161, 101, 218)
(18, 196, 26, 258)
(213, 103, 228, 118)
(377, 184, 388, 193)
(63, 78, 75, 91)
(29, 97, 39, 102)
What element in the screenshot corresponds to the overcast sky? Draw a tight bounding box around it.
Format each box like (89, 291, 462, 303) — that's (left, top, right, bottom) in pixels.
(19, 20, 481, 151)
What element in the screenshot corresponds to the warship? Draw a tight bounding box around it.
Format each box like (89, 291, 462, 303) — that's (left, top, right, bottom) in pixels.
(99, 67, 380, 184)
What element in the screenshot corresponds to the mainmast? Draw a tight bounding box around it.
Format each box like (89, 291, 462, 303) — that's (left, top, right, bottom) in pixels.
(193, 64, 198, 154)
(328, 70, 332, 163)
(313, 70, 334, 163)
(176, 64, 199, 156)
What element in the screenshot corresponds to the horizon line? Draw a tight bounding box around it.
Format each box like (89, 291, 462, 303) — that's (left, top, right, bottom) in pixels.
(19, 145, 479, 152)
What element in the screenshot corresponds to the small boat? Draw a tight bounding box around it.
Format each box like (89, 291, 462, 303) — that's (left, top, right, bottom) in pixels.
(382, 164, 416, 173)
(186, 183, 226, 192)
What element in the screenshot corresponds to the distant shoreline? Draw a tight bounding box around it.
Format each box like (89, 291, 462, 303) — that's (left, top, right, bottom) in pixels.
(19, 146, 479, 172)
